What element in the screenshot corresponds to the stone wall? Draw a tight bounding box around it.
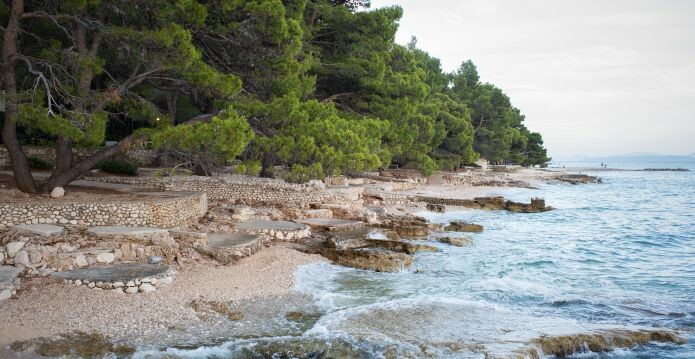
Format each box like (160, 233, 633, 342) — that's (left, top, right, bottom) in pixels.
(85, 175, 363, 208)
(0, 145, 171, 167)
(0, 192, 207, 229)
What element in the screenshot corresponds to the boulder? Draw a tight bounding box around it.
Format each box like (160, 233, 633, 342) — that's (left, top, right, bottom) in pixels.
(6, 241, 26, 258)
(75, 254, 88, 267)
(444, 221, 484, 233)
(14, 250, 31, 267)
(50, 187, 65, 198)
(96, 252, 115, 264)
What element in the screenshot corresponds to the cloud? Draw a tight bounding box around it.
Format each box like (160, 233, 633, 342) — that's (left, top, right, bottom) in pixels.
(371, 0, 695, 155)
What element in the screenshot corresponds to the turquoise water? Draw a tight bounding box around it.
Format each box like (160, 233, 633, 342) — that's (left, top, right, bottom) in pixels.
(139, 166, 694, 358)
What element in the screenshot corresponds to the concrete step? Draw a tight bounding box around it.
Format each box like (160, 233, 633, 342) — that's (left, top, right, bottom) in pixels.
(51, 263, 172, 294)
(295, 218, 365, 232)
(234, 220, 310, 241)
(11, 224, 64, 237)
(206, 233, 263, 265)
(86, 226, 168, 238)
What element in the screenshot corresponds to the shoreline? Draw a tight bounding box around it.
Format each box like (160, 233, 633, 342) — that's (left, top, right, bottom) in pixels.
(0, 167, 601, 355)
(0, 243, 326, 347)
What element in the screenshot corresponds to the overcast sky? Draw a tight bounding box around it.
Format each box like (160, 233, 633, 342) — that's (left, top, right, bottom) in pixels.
(370, 0, 695, 157)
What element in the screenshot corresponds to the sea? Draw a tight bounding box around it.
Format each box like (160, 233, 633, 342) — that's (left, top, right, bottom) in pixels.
(136, 159, 694, 358)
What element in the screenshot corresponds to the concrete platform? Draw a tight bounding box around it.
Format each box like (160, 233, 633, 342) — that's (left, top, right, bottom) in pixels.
(295, 218, 365, 232)
(208, 233, 259, 249)
(51, 263, 169, 282)
(12, 224, 64, 237)
(86, 226, 168, 237)
(235, 220, 307, 232)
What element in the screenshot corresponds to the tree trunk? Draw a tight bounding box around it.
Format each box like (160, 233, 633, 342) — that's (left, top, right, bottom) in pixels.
(39, 133, 145, 192)
(2, 0, 37, 193)
(53, 136, 73, 174)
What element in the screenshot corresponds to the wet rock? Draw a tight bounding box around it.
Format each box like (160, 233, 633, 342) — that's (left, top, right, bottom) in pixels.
(436, 236, 472, 247)
(444, 221, 484, 232)
(10, 332, 135, 357)
(321, 247, 413, 272)
(426, 203, 445, 213)
(525, 329, 685, 358)
(505, 198, 553, 213)
(413, 244, 439, 252)
(555, 174, 601, 184)
(188, 299, 245, 321)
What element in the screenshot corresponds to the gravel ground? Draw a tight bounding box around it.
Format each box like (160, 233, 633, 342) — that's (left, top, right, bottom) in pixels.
(0, 244, 326, 346)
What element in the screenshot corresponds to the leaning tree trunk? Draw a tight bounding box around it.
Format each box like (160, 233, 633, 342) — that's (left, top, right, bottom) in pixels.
(2, 0, 37, 193)
(39, 133, 145, 192)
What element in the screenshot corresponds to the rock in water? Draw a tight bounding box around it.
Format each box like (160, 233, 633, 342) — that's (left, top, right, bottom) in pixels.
(50, 187, 65, 198)
(444, 221, 484, 232)
(437, 236, 472, 247)
(426, 203, 446, 213)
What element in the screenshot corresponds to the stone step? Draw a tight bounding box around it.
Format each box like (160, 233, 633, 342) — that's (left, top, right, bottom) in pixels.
(206, 233, 263, 265)
(11, 224, 64, 237)
(86, 226, 169, 238)
(295, 218, 365, 232)
(51, 263, 172, 294)
(234, 220, 310, 241)
(0, 265, 22, 300)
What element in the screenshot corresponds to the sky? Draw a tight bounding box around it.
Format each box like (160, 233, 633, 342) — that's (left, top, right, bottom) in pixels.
(369, 0, 695, 158)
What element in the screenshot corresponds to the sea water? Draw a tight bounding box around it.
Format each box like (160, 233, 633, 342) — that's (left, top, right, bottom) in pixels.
(139, 163, 694, 358)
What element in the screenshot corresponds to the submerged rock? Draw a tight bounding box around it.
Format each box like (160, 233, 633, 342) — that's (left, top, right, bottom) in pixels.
(10, 331, 135, 357)
(444, 221, 484, 232)
(188, 298, 245, 321)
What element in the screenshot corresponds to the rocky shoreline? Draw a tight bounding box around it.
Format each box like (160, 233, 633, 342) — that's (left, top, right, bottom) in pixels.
(9, 167, 684, 359)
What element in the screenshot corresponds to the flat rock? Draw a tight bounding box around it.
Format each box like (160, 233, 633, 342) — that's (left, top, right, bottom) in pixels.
(12, 224, 64, 237)
(295, 218, 365, 232)
(86, 226, 168, 238)
(208, 233, 259, 249)
(51, 263, 169, 283)
(0, 266, 22, 289)
(235, 220, 307, 232)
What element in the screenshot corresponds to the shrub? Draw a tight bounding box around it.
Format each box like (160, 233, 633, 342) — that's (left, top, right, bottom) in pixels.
(96, 157, 139, 176)
(282, 163, 325, 184)
(27, 156, 52, 170)
(234, 160, 262, 176)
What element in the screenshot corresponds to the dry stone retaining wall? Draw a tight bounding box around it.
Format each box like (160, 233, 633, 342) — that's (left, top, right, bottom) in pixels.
(85, 175, 362, 208)
(0, 192, 207, 229)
